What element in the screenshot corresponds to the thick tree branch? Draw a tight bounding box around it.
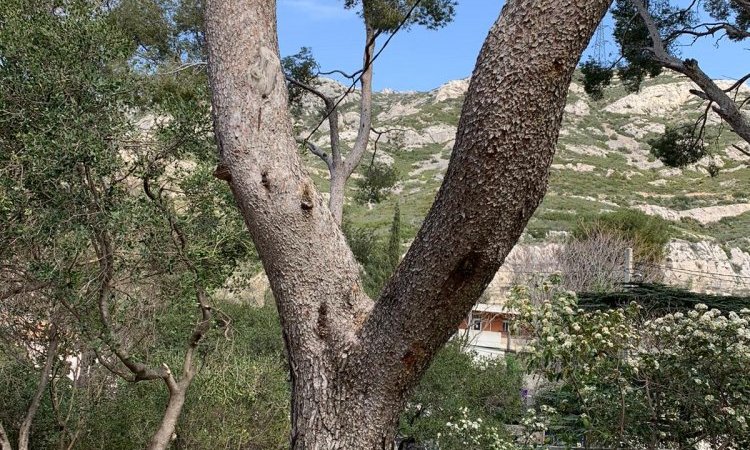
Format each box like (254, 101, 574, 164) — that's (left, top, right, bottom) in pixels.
(205, 0, 374, 399)
(205, 0, 612, 445)
(342, 25, 376, 179)
(295, 137, 332, 170)
(286, 76, 342, 176)
(358, 0, 614, 399)
(0, 280, 50, 301)
(633, 0, 750, 146)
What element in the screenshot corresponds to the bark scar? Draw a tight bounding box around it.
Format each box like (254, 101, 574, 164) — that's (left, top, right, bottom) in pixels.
(316, 302, 329, 340)
(401, 341, 426, 373)
(300, 183, 314, 212)
(213, 163, 232, 182)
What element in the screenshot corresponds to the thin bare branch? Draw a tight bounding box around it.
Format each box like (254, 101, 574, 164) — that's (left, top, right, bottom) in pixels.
(18, 326, 59, 450)
(0, 421, 11, 450)
(156, 61, 207, 76)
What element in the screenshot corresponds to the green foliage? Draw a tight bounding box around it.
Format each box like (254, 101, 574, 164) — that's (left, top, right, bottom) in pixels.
(704, 0, 750, 40)
(354, 160, 399, 204)
(343, 203, 402, 296)
(574, 209, 672, 263)
(108, 0, 172, 59)
(344, 0, 456, 32)
(580, 58, 614, 100)
(65, 303, 289, 449)
(0, 357, 59, 449)
(614, 0, 691, 92)
(398, 341, 524, 448)
(649, 124, 707, 168)
(579, 282, 750, 315)
(281, 47, 319, 111)
(108, 0, 206, 63)
(0, 0, 134, 266)
(0, 2, 259, 448)
(516, 289, 750, 448)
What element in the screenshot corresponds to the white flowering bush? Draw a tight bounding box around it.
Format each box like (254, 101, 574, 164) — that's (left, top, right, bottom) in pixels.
(513, 285, 750, 449)
(435, 406, 554, 450)
(435, 407, 516, 449)
(398, 341, 525, 448)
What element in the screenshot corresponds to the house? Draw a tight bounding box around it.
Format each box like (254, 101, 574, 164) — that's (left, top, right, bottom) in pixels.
(457, 303, 530, 358)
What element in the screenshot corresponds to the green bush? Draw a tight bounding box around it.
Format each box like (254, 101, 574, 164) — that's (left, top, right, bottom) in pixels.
(87, 304, 286, 449)
(354, 161, 399, 204)
(398, 342, 525, 448)
(573, 209, 672, 263)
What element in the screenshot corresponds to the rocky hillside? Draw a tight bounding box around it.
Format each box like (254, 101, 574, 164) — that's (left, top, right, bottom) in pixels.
(292, 71, 750, 296)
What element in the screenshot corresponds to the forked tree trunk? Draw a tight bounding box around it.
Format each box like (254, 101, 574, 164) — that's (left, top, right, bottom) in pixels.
(204, 0, 611, 447)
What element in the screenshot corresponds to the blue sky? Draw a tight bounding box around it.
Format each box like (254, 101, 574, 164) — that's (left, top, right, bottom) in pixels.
(277, 0, 748, 92)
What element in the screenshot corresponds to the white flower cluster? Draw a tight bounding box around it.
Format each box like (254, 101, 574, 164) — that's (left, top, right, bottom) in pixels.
(513, 287, 750, 447)
(438, 407, 542, 450)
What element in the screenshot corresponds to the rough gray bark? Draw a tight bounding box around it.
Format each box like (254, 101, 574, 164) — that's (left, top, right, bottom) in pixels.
(634, 0, 750, 146)
(292, 24, 376, 224)
(205, 0, 611, 447)
(18, 329, 58, 450)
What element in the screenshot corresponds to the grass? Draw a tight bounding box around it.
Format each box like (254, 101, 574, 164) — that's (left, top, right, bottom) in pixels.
(294, 71, 750, 252)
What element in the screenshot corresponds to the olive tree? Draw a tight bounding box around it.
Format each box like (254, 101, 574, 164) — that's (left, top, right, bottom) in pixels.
(0, 1, 251, 448)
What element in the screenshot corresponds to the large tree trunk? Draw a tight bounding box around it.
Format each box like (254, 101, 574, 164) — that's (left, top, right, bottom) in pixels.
(204, 0, 611, 447)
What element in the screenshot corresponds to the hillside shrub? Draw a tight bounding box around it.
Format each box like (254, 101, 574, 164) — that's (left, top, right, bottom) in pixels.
(573, 209, 672, 264)
(514, 288, 750, 449)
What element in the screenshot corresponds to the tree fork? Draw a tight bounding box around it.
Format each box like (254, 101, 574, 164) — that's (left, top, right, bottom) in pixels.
(205, 0, 612, 447)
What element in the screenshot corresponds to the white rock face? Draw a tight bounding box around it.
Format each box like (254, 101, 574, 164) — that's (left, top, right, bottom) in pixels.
(431, 78, 470, 102)
(620, 122, 665, 139)
(665, 240, 750, 294)
(299, 78, 360, 112)
(605, 132, 640, 152)
(564, 144, 609, 157)
(409, 155, 450, 176)
(342, 111, 360, 125)
(484, 244, 563, 300)
(136, 114, 172, 133)
(375, 151, 395, 166)
(658, 168, 682, 177)
(604, 82, 697, 115)
(477, 239, 750, 303)
(564, 100, 590, 116)
(214, 267, 270, 306)
(402, 124, 457, 148)
(635, 203, 750, 224)
(551, 163, 596, 172)
(376, 99, 423, 121)
(568, 82, 585, 95)
(724, 143, 750, 162)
